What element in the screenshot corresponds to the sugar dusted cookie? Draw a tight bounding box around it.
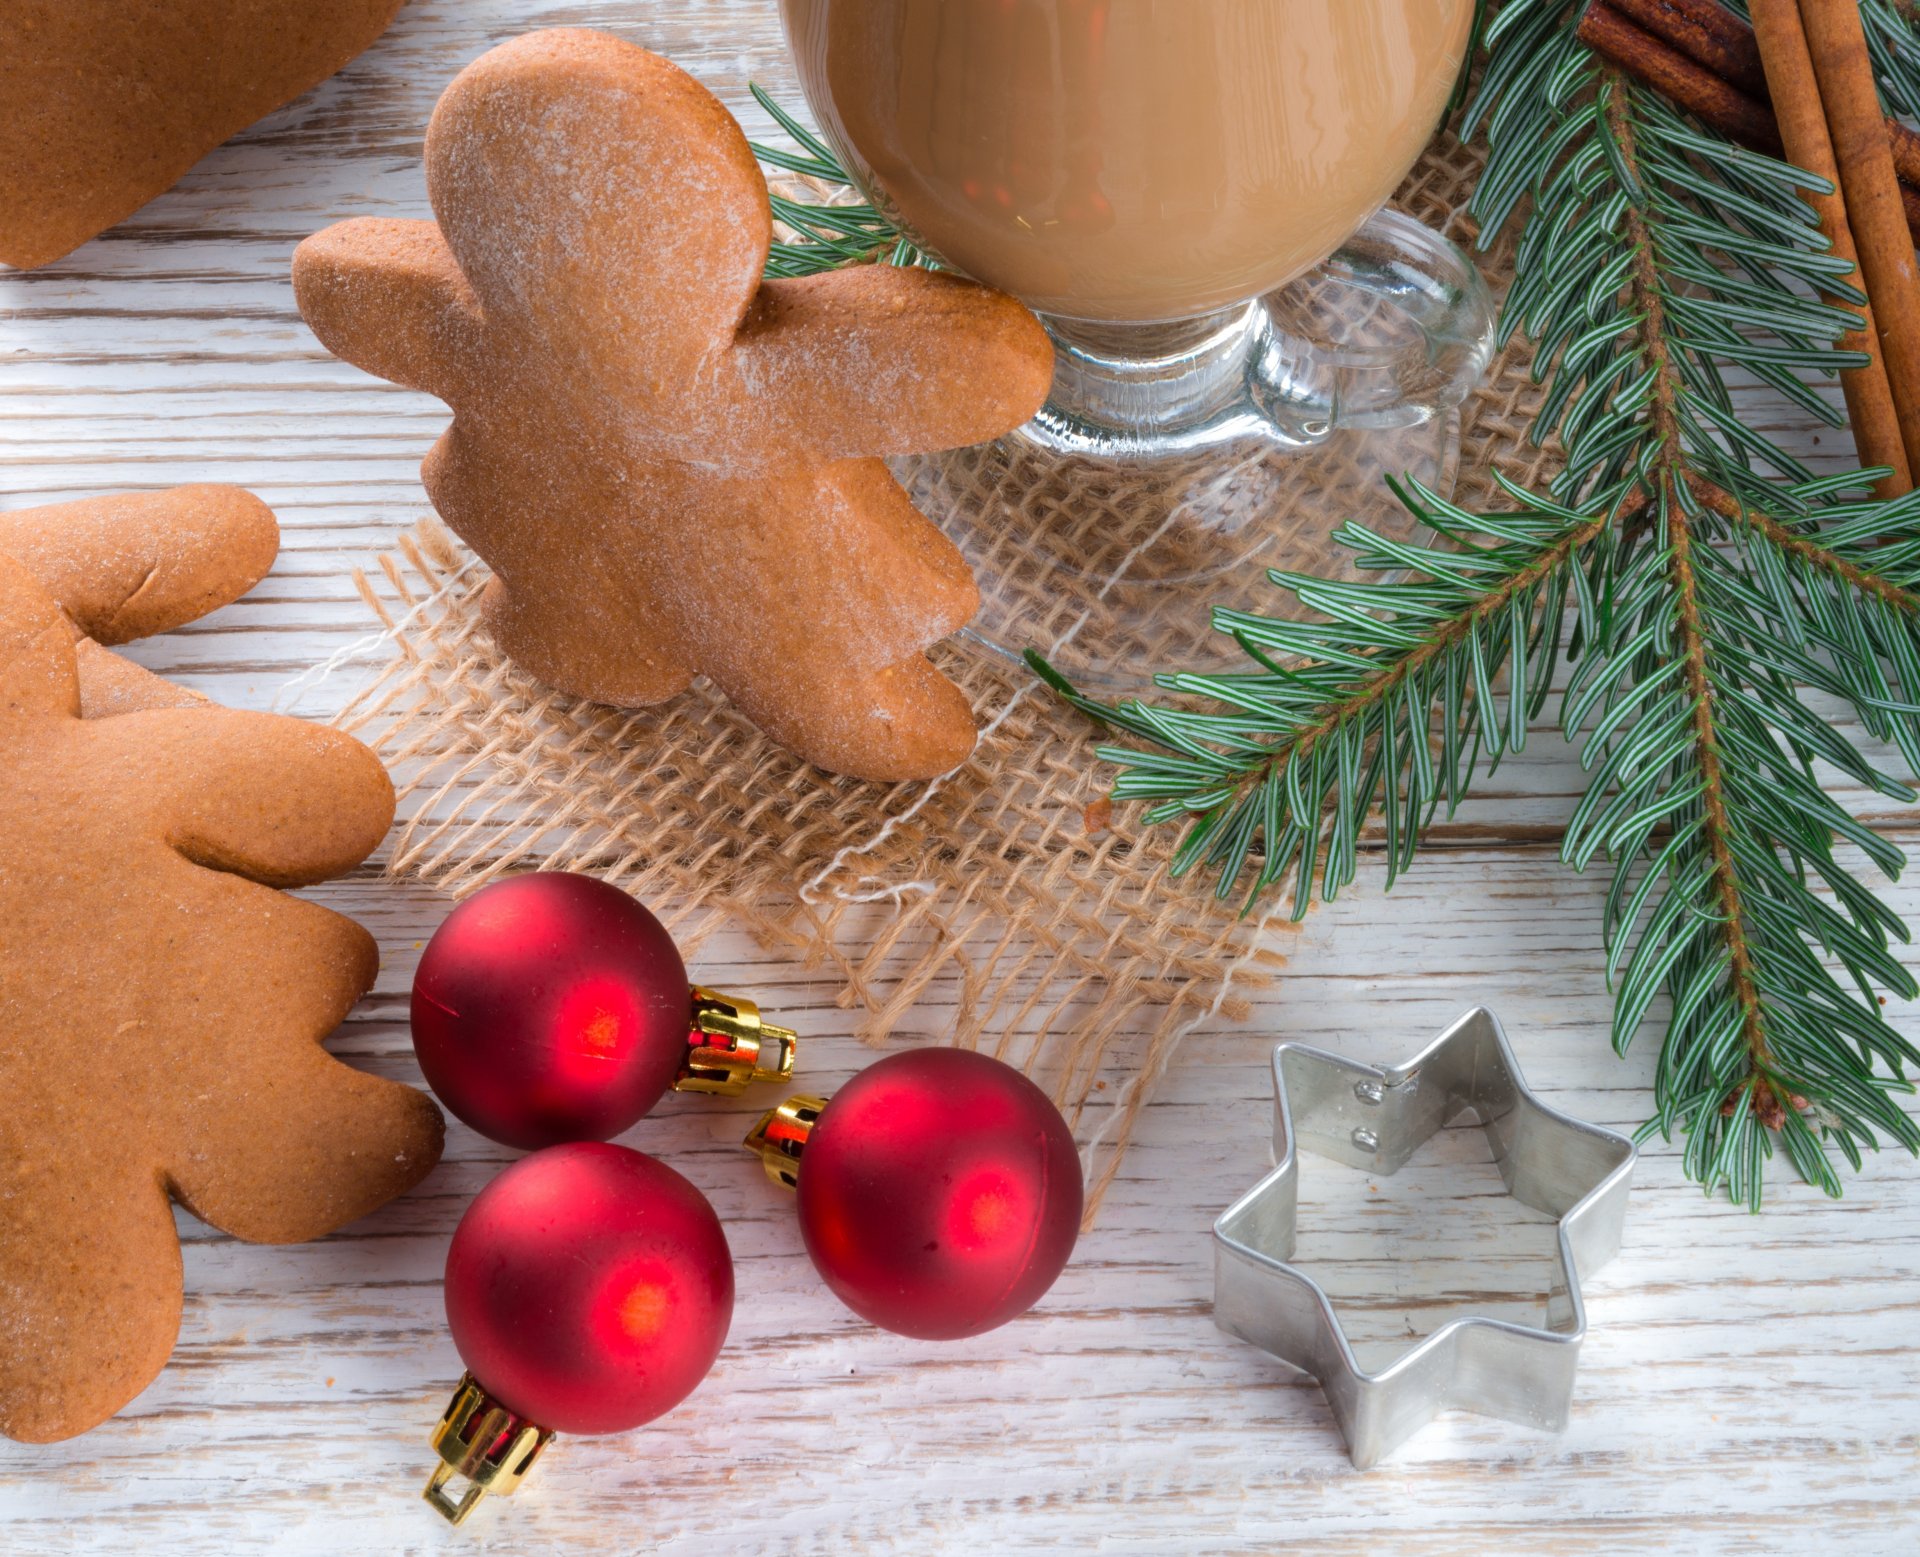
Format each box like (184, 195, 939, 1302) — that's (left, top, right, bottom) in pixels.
(294, 30, 1055, 781)
(0, 1, 404, 269)
(0, 490, 443, 1443)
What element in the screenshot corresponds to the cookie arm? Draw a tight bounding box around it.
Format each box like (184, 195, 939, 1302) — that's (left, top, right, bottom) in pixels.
(0, 486, 278, 646)
(734, 267, 1054, 459)
(294, 218, 480, 400)
(108, 707, 396, 886)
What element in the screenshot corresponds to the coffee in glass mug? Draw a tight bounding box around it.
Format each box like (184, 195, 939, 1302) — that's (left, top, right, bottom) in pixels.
(781, 0, 1477, 322)
(777, 0, 1494, 688)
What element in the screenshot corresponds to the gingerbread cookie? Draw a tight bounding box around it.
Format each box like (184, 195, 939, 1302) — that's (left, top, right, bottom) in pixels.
(0, 1, 404, 269)
(0, 500, 443, 1443)
(293, 30, 1055, 781)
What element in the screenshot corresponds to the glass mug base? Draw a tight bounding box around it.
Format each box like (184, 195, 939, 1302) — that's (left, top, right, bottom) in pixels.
(895, 210, 1496, 695)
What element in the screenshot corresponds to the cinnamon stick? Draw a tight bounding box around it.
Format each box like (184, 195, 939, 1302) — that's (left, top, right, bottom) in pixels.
(1576, 4, 1783, 153)
(1892, 122, 1920, 196)
(1610, 0, 1769, 97)
(1799, 0, 1920, 479)
(1750, 0, 1911, 495)
(1600, 0, 1920, 191)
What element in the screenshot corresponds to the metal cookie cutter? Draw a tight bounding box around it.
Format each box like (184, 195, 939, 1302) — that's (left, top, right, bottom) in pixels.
(1213, 1007, 1635, 1468)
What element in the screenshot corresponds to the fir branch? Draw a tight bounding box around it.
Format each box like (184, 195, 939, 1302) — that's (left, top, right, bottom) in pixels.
(1037, 487, 1612, 916)
(1039, 0, 1920, 1205)
(1688, 472, 1920, 612)
(1608, 75, 1782, 1141)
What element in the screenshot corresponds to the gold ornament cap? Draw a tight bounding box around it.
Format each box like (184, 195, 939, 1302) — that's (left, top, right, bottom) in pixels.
(743, 1094, 828, 1189)
(423, 1372, 554, 1527)
(676, 986, 798, 1096)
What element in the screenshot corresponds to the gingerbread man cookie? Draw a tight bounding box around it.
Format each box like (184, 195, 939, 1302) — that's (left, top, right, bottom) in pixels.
(0, 1, 403, 269)
(0, 491, 443, 1443)
(294, 30, 1054, 781)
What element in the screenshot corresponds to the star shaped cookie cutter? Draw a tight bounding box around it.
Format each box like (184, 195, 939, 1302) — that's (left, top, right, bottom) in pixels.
(1213, 1006, 1636, 1468)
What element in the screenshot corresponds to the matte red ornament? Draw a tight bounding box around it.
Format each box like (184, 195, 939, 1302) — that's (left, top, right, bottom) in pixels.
(747, 1048, 1083, 1340)
(425, 1142, 734, 1524)
(411, 872, 795, 1149)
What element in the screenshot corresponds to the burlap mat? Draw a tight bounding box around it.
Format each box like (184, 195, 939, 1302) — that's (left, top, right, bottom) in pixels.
(335, 130, 1560, 1210)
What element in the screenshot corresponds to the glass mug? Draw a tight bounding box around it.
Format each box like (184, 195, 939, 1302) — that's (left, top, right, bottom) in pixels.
(780, 0, 1495, 686)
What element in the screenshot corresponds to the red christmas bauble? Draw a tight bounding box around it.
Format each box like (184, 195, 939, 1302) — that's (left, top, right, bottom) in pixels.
(444, 1142, 733, 1436)
(412, 873, 691, 1149)
(795, 1048, 1083, 1339)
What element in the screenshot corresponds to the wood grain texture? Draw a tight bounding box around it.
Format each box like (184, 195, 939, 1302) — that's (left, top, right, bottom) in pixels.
(1, 1, 1917, 1551)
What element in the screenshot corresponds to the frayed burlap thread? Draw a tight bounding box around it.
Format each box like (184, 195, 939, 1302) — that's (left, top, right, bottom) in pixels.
(335, 131, 1560, 1211)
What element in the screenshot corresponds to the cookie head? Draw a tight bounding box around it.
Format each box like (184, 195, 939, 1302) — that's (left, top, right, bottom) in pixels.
(428, 29, 772, 385)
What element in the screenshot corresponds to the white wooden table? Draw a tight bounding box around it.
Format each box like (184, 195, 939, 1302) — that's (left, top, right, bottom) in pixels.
(3, 2, 1918, 1551)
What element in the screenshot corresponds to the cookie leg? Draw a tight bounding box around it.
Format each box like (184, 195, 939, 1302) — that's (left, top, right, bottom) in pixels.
(146, 866, 444, 1242)
(723, 650, 979, 782)
(166, 1031, 445, 1245)
(0, 1169, 185, 1442)
(476, 575, 697, 706)
(423, 430, 697, 706)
